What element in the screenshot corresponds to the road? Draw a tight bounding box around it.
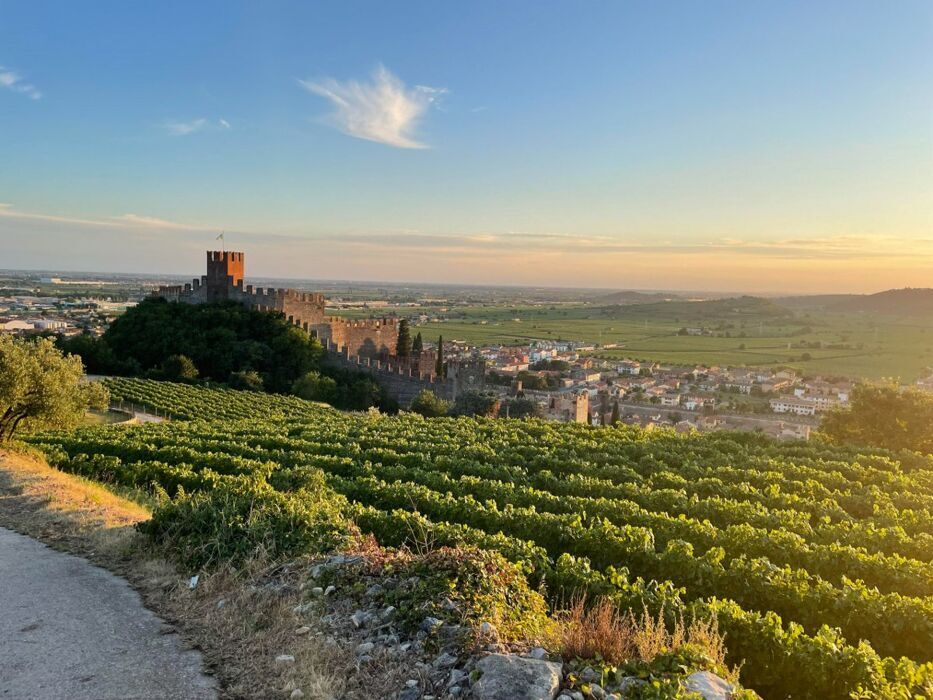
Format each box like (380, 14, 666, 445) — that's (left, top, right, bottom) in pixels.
(0, 526, 215, 699)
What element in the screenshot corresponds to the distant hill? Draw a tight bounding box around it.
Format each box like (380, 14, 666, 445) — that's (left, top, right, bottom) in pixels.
(596, 290, 682, 304)
(831, 288, 933, 315)
(613, 295, 793, 320)
(772, 294, 860, 311)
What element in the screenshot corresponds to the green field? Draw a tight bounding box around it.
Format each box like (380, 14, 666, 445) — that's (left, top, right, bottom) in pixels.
(333, 300, 933, 381)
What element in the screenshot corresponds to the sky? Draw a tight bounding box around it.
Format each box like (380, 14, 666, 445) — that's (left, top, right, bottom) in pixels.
(1, 1, 931, 293)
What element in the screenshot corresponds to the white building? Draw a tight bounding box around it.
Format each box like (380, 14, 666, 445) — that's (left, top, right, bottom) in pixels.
(770, 396, 817, 416)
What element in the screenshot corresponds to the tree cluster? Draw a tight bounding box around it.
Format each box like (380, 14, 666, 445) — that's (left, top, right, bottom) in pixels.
(820, 383, 933, 454)
(0, 335, 108, 442)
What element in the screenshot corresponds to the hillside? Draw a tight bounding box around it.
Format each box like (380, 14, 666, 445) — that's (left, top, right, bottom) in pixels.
(23, 377, 933, 700)
(608, 295, 794, 320)
(831, 288, 933, 315)
(771, 294, 859, 311)
(595, 290, 682, 305)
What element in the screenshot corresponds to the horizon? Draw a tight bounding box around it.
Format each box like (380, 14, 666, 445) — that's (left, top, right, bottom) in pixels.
(1, 259, 927, 299)
(2, 2, 932, 293)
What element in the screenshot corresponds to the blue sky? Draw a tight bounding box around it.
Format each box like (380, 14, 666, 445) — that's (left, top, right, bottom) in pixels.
(1, 1, 931, 292)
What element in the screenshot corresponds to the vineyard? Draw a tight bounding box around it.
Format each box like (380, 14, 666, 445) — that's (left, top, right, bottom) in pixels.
(27, 378, 933, 699)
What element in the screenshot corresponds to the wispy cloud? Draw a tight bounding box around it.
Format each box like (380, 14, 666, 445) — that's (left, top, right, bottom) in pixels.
(162, 118, 208, 136)
(299, 65, 446, 149)
(161, 117, 231, 135)
(0, 66, 42, 100)
(0, 204, 214, 232)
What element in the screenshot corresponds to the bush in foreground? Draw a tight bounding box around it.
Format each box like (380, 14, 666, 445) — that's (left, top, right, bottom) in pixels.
(140, 476, 356, 569)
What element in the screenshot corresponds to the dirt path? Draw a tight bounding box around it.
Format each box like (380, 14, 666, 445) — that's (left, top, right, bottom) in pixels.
(0, 525, 217, 699)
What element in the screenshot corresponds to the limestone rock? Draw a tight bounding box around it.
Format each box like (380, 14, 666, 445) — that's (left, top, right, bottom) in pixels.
(472, 654, 562, 700)
(684, 671, 734, 700)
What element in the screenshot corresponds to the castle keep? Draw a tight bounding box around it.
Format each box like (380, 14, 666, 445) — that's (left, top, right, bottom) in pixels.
(155, 251, 485, 402)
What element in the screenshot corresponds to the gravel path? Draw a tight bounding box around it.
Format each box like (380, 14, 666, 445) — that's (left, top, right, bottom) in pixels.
(0, 526, 216, 699)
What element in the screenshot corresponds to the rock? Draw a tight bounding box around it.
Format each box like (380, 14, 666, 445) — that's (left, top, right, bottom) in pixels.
(366, 583, 385, 597)
(580, 667, 600, 683)
(615, 677, 645, 695)
(310, 586, 324, 597)
(433, 652, 458, 669)
(308, 564, 324, 578)
(441, 597, 458, 610)
(275, 654, 295, 664)
(351, 610, 369, 628)
(556, 695, 573, 700)
(528, 647, 548, 660)
(421, 616, 443, 634)
(448, 668, 467, 687)
(356, 642, 375, 656)
(382, 605, 397, 619)
(684, 671, 734, 700)
(478, 622, 497, 637)
(405, 679, 419, 688)
(399, 642, 413, 653)
(324, 585, 336, 596)
(568, 692, 584, 700)
(588, 684, 606, 700)
(295, 626, 311, 635)
(472, 654, 562, 700)
(398, 689, 420, 700)
(290, 690, 304, 699)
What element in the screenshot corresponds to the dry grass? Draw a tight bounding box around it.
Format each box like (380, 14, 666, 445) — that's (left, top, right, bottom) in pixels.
(556, 596, 731, 677)
(0, 447, 399, 700)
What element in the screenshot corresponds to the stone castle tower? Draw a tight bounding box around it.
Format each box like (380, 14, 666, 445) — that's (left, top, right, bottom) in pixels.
(205, 251, 244, 302)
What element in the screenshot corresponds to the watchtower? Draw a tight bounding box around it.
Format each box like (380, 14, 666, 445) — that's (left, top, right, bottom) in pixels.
(205, 251, 244, 302)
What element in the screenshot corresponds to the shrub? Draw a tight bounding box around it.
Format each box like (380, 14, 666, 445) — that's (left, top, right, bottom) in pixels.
(161, 354, 199, 382)
(384, 546, 551, 643)
(291, 370, 338, 403)
(408, 389, 449, 417)
(228, 370, 264, 391)
(450, 390, 500, 417)
(139, 475, 356, 569)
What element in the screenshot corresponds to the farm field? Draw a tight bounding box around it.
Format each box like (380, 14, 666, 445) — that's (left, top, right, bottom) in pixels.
(26, 378, 933, 700)
(331, 301, 933, 381)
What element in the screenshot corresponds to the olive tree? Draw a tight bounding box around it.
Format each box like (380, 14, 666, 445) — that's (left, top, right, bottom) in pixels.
(0, 335, 109, 443)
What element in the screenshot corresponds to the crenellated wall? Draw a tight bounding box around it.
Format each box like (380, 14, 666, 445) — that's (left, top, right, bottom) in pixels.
(322, 340, 487, 405)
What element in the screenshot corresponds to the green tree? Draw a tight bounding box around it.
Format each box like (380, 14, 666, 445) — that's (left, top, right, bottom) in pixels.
(412, 332, 423, 357)
(451, 390, 499, 417)
(0, 336, 109, 443)
(408, 389, 449, 417)
(161, 354, 199, 382)
(502, 397, 542, 419)
(435, 335, 445, 378)
(396, 319, 412, 358)
(820, 384, 933, 454)
(610, 400, 620, 426)
(228, 370, 264, 391)
(291, 371, 338, 404)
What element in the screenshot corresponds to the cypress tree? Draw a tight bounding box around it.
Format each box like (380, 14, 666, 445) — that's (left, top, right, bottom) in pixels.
(610, 400, 620, 426)
(396, 319, 412, 358)
(412, 332, 423, 357)
(435, 335, 445, 378)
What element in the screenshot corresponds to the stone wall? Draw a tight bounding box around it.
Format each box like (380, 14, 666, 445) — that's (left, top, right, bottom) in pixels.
(323, 341, 487, 406)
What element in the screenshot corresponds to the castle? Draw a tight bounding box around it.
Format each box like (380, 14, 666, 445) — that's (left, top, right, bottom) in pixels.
(155, 251, 485, 402)
(156, 251, 401, 359)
